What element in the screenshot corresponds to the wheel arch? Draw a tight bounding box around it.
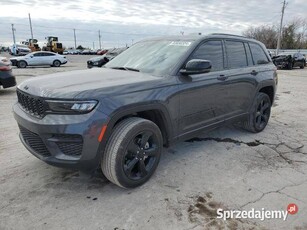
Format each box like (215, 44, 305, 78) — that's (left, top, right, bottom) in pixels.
(101, 103, 173, 150)
(259, 85, 275, 104)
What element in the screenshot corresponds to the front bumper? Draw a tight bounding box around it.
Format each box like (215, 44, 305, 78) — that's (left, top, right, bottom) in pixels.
(13, 102, 109, 171)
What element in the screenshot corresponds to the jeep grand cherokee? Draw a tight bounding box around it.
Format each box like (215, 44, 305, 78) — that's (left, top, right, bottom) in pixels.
(13, 34, 277, 188)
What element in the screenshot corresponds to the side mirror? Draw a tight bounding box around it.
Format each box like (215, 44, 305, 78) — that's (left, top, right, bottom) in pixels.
(30, 55, 33, 58)
(180, 59, 212, 75)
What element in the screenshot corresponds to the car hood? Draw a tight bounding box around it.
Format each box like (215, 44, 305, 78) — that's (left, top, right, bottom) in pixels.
(17, 68, 163, 99)
(10, 56, 28, 61)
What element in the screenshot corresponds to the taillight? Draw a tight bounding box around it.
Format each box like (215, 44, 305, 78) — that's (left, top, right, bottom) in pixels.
(0, 66, 11, 71)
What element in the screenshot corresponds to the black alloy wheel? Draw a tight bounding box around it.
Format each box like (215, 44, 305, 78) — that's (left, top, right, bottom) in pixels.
(123, 130, 159, 180)
(254, 97, 270, 131)
(242, 92, 271, 133)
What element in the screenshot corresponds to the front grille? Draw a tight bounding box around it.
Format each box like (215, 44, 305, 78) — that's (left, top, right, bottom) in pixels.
(19, 126, 51, 157)
(17, 90, 48, 118)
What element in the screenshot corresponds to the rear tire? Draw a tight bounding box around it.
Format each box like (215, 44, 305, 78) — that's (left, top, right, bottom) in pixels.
(242, 92, 271, 133)
(300, 64, 304, 69)
(53, 60, 61, 67)
(17, 61, 27, 68)
(101, 117, 163, 188)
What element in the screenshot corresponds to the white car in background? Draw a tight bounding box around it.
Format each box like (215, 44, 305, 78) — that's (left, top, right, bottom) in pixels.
(10, 51, 67, 68)
(9, 44, 31, 56)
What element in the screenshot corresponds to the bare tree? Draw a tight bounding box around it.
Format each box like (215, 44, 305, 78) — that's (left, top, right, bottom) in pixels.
(243, 25, 278, 49)
(242, 17, 307, 49)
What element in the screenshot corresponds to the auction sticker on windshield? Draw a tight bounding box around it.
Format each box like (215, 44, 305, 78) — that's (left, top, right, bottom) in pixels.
(169, 41, 192, 46)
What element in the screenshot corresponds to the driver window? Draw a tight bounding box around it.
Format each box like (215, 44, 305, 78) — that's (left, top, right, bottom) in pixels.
(189, 40, 224, 71)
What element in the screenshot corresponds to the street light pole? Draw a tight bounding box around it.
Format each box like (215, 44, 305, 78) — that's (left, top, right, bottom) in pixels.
(276, 0, 287, 55)
(73, 29, 77, 49)
(28, 13, 34, 40)
(98, 30, 102, 49)
(11, 24, 17, 55)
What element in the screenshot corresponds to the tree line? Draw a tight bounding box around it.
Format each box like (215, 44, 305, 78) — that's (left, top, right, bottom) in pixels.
(243, 18, 307, 49)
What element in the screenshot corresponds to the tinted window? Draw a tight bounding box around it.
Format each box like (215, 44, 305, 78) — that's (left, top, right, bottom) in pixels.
(33, 53, 42, 57)
(190, 40, 224, 71)
(244, 43, 253, 66)
(225, 41, 247, 68)
(249, 43, 269, 65)
(43, 53, 55, 56)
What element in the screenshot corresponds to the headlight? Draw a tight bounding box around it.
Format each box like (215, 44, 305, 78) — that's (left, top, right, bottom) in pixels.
(46, 100, 98, 114)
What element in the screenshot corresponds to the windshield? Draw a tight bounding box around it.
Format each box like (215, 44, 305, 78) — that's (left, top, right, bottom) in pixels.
(105, 40, 193, 76)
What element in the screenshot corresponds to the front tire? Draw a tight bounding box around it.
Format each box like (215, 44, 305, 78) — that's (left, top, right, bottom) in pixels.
(17, 60, 27, 68)
(53, 60, 61, 67)
(101, 117, 163, 188)
(242, 92, 271, 133)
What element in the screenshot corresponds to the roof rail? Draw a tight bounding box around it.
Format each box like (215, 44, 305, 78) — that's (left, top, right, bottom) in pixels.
(210, 33, 248, 38)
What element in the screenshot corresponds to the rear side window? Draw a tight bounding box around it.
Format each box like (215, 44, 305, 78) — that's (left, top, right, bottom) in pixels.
(43, 53, 55, 56)
(190, 40, 224, 71)
(249, 43, 269, 65)
(244, 43, 254, 66)
(225, 40, 247, 68)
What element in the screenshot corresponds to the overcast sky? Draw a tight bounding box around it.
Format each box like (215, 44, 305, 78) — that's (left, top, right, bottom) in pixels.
(0, 0, 306, 49)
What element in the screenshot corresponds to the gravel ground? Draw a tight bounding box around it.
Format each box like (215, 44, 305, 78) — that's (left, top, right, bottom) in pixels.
(0, 54, 307, 230)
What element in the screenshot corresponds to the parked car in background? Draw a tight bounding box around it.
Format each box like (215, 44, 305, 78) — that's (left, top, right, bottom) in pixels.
(87, 47, 128, 68)
(10, 51, 67, 68)
(272, 52, 305, 69)
(81, 49, 91, 55)
(97, 49, 108, 55)
(9, 44, 31, 56)
(66, 49, 81, 55)
(0, 57, 16, 89)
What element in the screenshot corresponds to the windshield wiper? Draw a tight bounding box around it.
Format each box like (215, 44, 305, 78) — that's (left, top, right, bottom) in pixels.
(110, 66, 140, 72)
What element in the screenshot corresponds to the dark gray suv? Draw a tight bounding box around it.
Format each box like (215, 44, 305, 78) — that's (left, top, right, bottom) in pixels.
(13, 34, 277, 188)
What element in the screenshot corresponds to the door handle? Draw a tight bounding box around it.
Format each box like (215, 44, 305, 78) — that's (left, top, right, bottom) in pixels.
(217, 75, 228, 81)
(251, 70, 258, 76)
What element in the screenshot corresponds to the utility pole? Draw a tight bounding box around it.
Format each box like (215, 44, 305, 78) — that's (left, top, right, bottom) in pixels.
(11, 24, 16, 55)
(28, 13, 34, 39)
(73, 29, 77, 49)
(98, 30, 102, 49)
(276, 0, 287, 55)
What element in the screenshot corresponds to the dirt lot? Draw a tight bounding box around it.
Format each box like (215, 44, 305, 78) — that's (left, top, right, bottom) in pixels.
(0, 54, 307, 230)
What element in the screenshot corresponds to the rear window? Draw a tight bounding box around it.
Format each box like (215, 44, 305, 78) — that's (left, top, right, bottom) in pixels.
(225, 40, 247, 68)
(249, 43, 269, 65)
